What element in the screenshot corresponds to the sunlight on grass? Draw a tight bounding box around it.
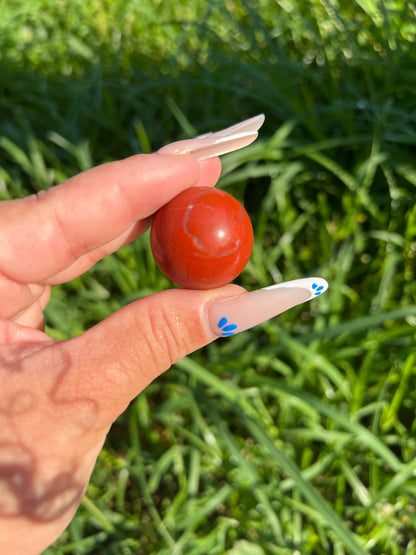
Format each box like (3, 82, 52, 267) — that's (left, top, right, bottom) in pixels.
(2, 0, 416, 553)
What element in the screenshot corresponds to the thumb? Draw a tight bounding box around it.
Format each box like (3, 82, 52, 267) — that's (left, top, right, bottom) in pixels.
(51, 277, 327, 425)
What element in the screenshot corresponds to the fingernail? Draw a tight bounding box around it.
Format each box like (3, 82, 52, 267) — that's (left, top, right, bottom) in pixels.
(208, 278, 328, 337)
(157, 114, 265, 160)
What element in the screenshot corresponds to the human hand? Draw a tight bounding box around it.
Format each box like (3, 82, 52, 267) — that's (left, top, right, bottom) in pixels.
(0, 117, 327, 554)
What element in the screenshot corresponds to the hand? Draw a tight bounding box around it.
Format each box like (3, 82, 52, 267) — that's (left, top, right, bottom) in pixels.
(0, 152, 233, 554)
(0, 117, 327, 554)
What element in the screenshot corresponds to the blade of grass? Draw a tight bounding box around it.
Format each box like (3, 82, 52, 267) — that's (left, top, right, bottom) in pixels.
(177, 358, 369, 554)
(241, 412, 369, 555)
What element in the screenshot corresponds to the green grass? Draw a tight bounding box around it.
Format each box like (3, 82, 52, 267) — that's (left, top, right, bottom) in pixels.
(1, 0, 416, 553)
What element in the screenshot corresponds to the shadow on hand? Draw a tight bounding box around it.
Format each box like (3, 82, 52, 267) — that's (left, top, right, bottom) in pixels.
(0, 347, 97, 522)
(0, 441, 84, 521)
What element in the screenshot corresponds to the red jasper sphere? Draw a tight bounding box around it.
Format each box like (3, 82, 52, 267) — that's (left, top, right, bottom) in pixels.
(150, 187, 253, 289)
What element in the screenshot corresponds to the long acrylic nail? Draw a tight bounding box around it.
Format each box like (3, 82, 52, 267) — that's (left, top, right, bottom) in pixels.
(208, 278, 328, 337)
(157, 114, 265, 160)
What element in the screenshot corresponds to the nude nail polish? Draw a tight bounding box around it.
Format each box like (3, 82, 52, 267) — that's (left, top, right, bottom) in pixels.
(157, 114, 265, 160)
(208, 278, 328, 337)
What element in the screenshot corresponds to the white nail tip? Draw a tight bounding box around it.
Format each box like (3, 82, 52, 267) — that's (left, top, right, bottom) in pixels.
(212, 114, 265, 137)
(158, 114, 265, 160)
(264, 277, 329, 300)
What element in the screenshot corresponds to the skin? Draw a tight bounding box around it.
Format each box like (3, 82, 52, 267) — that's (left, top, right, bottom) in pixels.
(0, 153, 243, 554)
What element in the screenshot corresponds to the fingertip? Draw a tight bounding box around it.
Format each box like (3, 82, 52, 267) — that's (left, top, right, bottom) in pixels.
(195, 157, 222, 187)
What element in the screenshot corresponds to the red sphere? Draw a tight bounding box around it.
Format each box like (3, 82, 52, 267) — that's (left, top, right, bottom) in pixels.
(150, 187, 253, 289)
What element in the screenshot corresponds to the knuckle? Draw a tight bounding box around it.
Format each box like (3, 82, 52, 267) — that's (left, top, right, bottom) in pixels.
(138, 303, 189, 372)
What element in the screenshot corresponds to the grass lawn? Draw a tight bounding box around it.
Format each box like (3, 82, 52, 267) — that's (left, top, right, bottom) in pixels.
(1, 0, 416, 553)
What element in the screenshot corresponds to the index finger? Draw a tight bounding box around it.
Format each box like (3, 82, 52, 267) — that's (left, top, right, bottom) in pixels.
(0, 153, 220, 284)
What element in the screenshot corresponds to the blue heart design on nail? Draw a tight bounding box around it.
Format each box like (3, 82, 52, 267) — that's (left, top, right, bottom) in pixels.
(218, 316, 238, 336)
(312, 282, 325, 296)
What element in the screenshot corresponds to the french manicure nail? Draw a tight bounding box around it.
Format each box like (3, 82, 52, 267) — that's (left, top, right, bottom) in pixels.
(208, 278, 328, 337)
(157, 114, 265, 160)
